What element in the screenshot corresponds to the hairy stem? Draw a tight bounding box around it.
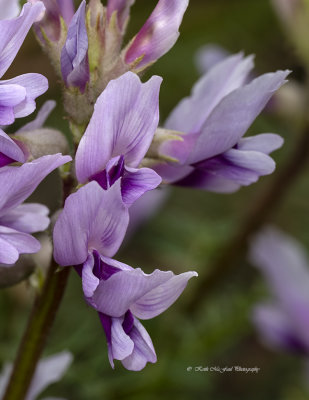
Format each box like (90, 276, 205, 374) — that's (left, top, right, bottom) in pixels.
(186, 124, 309, 315)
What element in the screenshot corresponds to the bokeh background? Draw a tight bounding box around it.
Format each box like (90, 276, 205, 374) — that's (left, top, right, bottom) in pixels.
(1, 0, 309, 399)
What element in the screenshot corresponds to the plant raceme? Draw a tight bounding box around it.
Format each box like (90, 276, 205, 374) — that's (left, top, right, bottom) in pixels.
(0, 0, 290, 379)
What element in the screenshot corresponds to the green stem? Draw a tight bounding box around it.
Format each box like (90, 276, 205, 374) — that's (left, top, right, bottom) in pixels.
(2, 263, 71, 400)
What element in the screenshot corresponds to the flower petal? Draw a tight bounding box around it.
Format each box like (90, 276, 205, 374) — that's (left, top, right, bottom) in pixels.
(75, 72, 161, 182)
(60, 0, 89, 91)
(165, 53, 254, 135)
(0, 154, 71, 215)
(125, 0, 188, 69)
(26, 351, 73, 400)
(0, 129, 27, 164)
(252, 304, 308, 354)
(92, 268, 197, 317)
(81, 253, 98, 298)
(53, 181, 129, 266)
(0, 226, 41, 265)
(0, 74, 48, 119)
(121, 166, 162, 207)
(121, 317, 157, 371)
(250, 227, 309, 350)
(0, 2, 46, 77)
(237, 133, 284, 154)
(187, 70, 289, 164)
(131, 271, 198, 319)
(176, 168, 241, 193)
(0, 0, 21, 20)
(110, 316, 135, 361)
(0, 203, 49, 233)
(16, 100, 56, 132)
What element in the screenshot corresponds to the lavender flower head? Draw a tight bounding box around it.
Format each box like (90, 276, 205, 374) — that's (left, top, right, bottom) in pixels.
(153, 53, 289, 193)
(53, 181, 197, 370)
(249, 227, 309, 355)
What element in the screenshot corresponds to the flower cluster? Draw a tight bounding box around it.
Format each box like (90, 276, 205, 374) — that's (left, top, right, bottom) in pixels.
(0, 0, 289, 376)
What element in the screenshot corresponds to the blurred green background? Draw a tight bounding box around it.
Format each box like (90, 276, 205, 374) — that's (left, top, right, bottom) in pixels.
(1, 0, 309, 399)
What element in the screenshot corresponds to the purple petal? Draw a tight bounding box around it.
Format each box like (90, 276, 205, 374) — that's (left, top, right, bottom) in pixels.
(107, 0, 135, 30)
(0, 351, 72, 400)
(252, 304, 308, 354)
(176, 168, 241, 193)
(0, 84, 26, 125)
(0, 154, 71, 215)
(130, 271, 197, 319)
(75, 72, 161, 183)
(152, 161, 194, 183)
(0, 2, 46, 77)
(16, 100, 56, 132)
(250, 227, 309, 350)
(83, 254, 132, 299)
(121, 317, 157, 371)
(0, 129, 27, 164)
(237, 133, 284, 154)
(125, 0, 188, 69)
(81, 253, 98, 298)
(165, 53, 254, 135)
(92, 268, 197, 317)
(0, 203, 49, 233)
(0, 226, 40, 265)
(57, 0, 75, 25)
(187, 70, 290, 164)
(110, 316, 134, 361)
(0, 0, 21, 20)
(0, 74, 48, 119)
(61, 0, 89, 92)
(27, 351, 72, 400)
(121, 166, 162, 207)
(53, 181, 129, 266)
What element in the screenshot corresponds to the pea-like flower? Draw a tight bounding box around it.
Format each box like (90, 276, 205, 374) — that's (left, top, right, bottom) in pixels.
(53, 181, 197, 370)
(75, 72, 162, 206)
(153, 54, 289, 192)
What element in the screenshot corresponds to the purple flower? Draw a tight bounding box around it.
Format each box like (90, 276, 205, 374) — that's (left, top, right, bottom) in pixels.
(124, 0, 189, 70)
(53, 181, 197, 370)
(0, 2, 48, 125)
(61, 0, 89, 92)
(249, 227, 309, 355)
(153, 53, 289, 193)
(75, 72, 162, 206)
(0, 154, 71, 265)
(0, 351, 72, 400)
